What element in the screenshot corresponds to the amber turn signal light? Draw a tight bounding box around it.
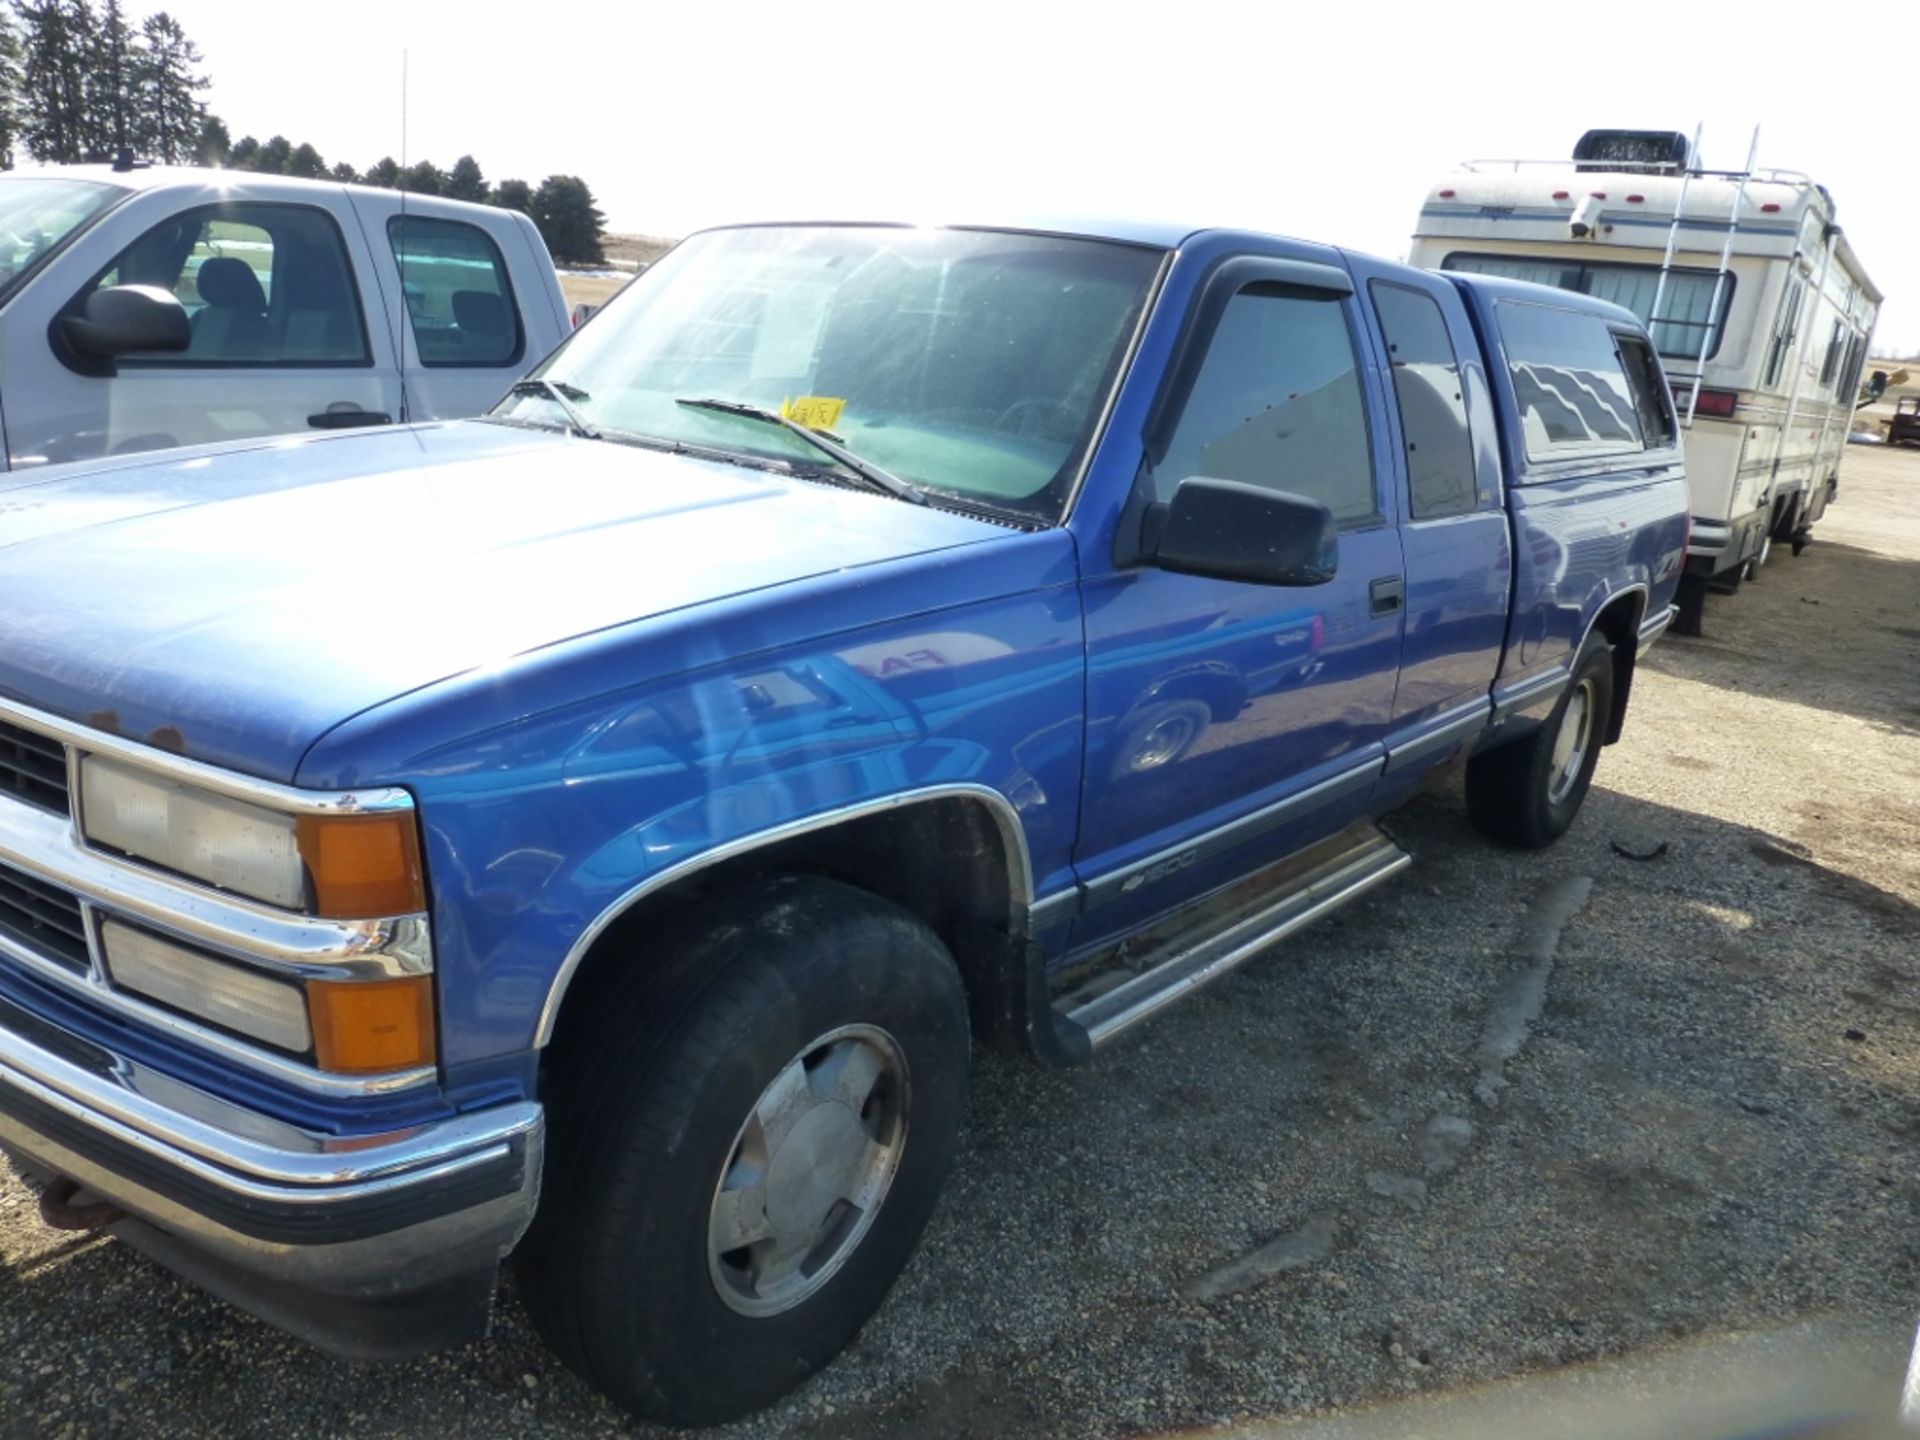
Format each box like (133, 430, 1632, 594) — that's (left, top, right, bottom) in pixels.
(297, 812, 426, 919)
(307, 975, 437, 1073)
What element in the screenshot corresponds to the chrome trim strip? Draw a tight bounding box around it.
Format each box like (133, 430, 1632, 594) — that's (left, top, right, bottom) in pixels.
(0, 692, 412, 818)
(0, 795, 429, 980)
(1491, 667, 1569, 721)
(1026, 888, 1081, 930)
(1383, 700, 1493, 774)
(0, 928, 434, 1097)
(534, 783, 1036, 1047)
(1077, 755, 1383, 913)
(1638, 603, 1677, 654)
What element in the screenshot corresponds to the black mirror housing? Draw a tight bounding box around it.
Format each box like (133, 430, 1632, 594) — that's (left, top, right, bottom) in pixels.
(62, 284, 191, 360)
(1147, 477, 1338, 587)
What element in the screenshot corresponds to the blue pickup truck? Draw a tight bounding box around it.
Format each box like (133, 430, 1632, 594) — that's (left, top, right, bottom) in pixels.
(0, 218, 1685, 1424)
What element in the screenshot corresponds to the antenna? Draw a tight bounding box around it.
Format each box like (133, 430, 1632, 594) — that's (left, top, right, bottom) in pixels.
(395, 50, 414, 426)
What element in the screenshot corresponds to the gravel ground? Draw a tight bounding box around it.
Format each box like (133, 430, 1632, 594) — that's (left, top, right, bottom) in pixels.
(4, 446, 1918, 1439)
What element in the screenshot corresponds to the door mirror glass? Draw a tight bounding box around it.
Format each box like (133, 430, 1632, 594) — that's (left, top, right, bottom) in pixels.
(62, 284, 190, 359)
(1149, 476, 1338, 587)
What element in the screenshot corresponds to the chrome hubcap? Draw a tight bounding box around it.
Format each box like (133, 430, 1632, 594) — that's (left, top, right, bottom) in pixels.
(706, 1024, 908, 1317)
(1547, 679, 1596, 805)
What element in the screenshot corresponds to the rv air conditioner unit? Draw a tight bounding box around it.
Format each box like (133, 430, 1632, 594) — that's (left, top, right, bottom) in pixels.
(1573, 129, 1692, 173)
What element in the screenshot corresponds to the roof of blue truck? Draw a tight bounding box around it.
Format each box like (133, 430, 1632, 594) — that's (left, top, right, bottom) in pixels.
(1436, 269, 1647, 328)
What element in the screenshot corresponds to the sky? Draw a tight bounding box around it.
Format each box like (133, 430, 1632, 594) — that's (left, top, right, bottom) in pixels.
(162, 0, 1916, 353)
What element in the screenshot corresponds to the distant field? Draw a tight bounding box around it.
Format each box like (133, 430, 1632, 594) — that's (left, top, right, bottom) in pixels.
(556, 232, 675, 310)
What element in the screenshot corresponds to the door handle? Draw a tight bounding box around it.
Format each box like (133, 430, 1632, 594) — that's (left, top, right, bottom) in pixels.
(1369, 576, 1404, 617)
(308, 405, 392, 430)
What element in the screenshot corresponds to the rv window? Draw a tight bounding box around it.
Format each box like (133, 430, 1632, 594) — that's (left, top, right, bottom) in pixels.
(1156, 285, 1378, 525)
(1444, 253, 1732, 363)
(1818, 318, 1845, 390)
(1368, 281, 1478, 520)
(1615, 334, 1676, 449)
(1495, 301, 1643, 461)
(1763, 274, 1805, 389)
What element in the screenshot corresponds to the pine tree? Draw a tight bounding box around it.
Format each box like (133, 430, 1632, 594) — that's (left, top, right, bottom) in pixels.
(18, 0, 94, 162)
(329, 160, 356, 183)
(227, 132, 259, 169)
(445, 153, 487, 203)
(135, 12, 208, 163)
(286, 140, 325, 178)
(0, 8, 24, 169)
(400, 159, 444, 195)
(363, 155, 400, 188)
(530, 175, 605, 264)
(255, 133, 290, 173)
(492, 178, 532, 214)
(193, 112, 228, 165)
(95, 0, 130, 156)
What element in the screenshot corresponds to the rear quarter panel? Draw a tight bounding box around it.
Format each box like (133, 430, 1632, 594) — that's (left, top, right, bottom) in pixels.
(1452, 278, 1689, 696)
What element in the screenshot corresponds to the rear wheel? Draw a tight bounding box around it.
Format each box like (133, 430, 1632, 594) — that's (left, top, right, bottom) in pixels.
(518, 875, 971, 1426)
(1673, 574, 1708, 637)
(1467, 631, 1614, 849)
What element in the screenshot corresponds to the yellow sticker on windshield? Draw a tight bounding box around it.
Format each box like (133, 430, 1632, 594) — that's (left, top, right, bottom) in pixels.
(780, 395, 846, 432)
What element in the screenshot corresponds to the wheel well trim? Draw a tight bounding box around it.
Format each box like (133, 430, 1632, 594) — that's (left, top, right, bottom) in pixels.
(1580, 581, 1649, 657)
(532, 783, 1036, 1048)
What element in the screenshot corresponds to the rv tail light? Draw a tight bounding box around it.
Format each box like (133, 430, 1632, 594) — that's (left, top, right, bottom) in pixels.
(1760, 202, 1781, 213)
(1590, 191, 1607, 199)
(1626, 194, 1645, 203)
(1553, 190, 1571, 200)
(1679, 387, 1739, 419)
(1438, 188, 1455, 199)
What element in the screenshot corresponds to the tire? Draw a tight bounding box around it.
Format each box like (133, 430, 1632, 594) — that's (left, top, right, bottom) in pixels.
(1466, 631, 1615, 849)
(517, 875, 971, 1426)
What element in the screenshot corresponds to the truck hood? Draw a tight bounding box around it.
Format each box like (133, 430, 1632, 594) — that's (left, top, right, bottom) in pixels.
(0, 423, 1005, 779)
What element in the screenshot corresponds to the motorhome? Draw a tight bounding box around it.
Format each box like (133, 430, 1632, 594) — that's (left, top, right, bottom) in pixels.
(1409, 129, 1880, 633)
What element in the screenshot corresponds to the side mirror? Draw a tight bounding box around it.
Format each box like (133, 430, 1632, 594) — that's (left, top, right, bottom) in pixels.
(1146, 477, 1338, 587)
(62, 285, 190, 359)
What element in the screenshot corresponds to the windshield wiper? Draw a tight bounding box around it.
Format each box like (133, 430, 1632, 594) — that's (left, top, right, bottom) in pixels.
(508, 378, 601, 440)
(674, 397, 925, 505)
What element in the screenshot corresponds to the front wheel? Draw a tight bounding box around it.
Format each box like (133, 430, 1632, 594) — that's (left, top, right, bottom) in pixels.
(1466, 631, 1615, 849)
(518, 876, 971, 1426)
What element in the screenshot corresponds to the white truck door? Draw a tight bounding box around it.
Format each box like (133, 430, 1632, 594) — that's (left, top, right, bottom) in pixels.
(4, 189, 403, 468)
(352, 193, 558, 422)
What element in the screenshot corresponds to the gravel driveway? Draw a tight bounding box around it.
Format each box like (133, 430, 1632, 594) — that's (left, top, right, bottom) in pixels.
(4, 446, 1917, 1440)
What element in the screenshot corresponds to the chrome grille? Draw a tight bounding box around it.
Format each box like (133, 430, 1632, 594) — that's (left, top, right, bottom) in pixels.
(0, 860, 89, 974)
(0, 720, 69, 816)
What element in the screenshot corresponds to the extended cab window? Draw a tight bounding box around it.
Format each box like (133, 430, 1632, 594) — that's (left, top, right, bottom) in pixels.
(88, 203, 369, 366)
(389, 215, 522, 367)
(1615, 333, 1676, 449)
(1156, 285, 1376, 525)
(1497, 302, 1643, 461)
(1369, 281, 1476, 520)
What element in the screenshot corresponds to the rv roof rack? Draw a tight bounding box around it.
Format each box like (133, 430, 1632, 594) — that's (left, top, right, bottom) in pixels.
(1455, 158, 1816, 187)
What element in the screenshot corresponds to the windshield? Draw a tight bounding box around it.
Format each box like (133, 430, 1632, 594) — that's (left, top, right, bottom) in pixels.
(0, 177, 123, 304)
(493, 224, 1164, 521)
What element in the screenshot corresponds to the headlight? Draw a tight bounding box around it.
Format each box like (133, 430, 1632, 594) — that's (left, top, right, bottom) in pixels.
(99, 920, 437, 1071)
(79, 755, 425, 918)
(101, 919, 312, 1053)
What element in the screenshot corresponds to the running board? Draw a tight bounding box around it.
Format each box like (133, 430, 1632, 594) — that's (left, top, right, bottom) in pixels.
(1054, 831, 1411, 1051)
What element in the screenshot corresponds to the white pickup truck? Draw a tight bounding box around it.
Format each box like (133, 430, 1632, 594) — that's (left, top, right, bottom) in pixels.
(0, 164, 570, 470)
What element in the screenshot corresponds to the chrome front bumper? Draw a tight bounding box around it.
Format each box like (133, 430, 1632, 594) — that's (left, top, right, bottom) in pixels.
(0, 990, 542, 1357)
